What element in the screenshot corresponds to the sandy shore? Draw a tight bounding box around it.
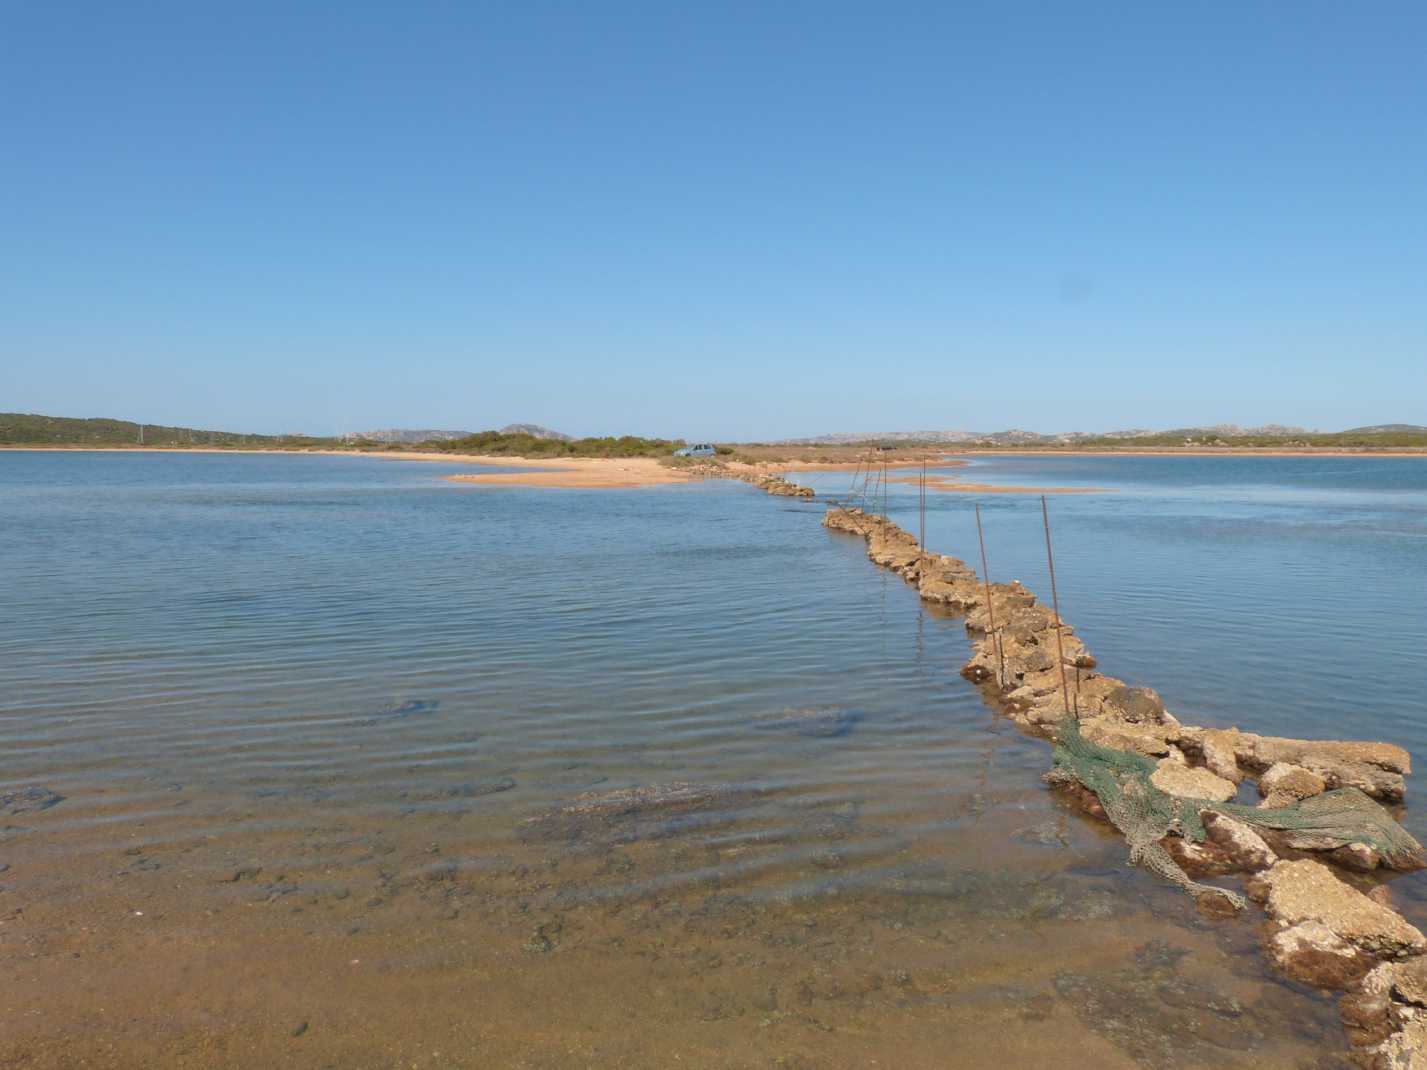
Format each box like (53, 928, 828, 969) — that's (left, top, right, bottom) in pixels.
(0, 447, 1115, 493)
(7, 444, 1417, 493)
(445, 455, 695, 489)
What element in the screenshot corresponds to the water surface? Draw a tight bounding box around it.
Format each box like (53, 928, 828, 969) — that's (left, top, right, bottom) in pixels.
(5, 451, 1417, 1068)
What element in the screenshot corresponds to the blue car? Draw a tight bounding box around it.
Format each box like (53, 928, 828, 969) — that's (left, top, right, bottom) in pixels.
(674, 443, 716, 457)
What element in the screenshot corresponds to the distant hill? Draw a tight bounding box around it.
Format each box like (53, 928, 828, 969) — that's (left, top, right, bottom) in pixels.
(0, 412, 325, 447)
(346, 424, 570, 444)
(777, 423, 1425, 448)
(346, 428, 473, 444)
(1342, 424, 1427, 434)
(499, 423, 572, 441)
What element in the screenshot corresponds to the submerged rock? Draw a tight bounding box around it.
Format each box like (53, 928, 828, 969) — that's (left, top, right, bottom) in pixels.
(0, 786, 64, 816)
(365, 699, 439, 723)
(519, 781, 759, 844)
(752, 706, 861, 739)
(1052, 940, 1267, 1066)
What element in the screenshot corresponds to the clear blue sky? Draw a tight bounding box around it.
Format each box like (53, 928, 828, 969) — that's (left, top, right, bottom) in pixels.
(3, 3, 1424, 439)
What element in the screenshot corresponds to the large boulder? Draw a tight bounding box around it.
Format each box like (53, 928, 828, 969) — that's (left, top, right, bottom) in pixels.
(1149, 760, 1238, 803)
(1249, 860, 1426, 964)
(1233, 734, 1409, 802)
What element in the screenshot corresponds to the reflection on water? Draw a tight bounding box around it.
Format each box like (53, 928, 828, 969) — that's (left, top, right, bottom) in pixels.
(1, 452, 1406, 1066)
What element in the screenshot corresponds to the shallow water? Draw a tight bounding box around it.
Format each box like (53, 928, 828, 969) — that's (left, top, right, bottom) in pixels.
(3, 451, 1418, 1068)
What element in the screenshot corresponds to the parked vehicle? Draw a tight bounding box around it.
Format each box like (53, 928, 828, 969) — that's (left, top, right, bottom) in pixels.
(674, 443, 716, 457)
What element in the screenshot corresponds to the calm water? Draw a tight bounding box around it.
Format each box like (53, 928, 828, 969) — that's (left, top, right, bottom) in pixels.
(803, 453, 1427, 817)
(2, 450, 1422, 1068)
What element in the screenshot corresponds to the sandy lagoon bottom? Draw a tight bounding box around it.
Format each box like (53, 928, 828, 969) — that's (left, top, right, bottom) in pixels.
(5, 711, 1353, 1070)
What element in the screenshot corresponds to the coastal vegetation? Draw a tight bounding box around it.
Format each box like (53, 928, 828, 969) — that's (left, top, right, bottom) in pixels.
(431, 430, 684, 458)
(0, 412, 329, 448)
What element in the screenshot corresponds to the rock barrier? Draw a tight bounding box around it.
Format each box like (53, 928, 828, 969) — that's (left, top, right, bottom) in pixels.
(823, 504, 1427, 1066)
(737, 471, 815, 498)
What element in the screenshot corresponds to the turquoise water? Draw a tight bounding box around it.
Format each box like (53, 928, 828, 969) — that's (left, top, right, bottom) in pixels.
(2, 450, 1422, 1067)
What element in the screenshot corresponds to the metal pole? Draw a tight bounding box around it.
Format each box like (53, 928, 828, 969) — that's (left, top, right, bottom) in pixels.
(1041, 495, 1073, 717)
(974, 504, 1006, 688)
(919, 461, 926, 549)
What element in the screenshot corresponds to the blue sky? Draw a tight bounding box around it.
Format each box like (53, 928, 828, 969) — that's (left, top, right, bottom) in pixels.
(3, 3, 1424, 439)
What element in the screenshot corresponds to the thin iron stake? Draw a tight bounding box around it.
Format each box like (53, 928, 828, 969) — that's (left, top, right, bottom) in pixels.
(1041, 495, 1073, 717)
(974, 503, 1007, 688)
(919, 461, 926, 549)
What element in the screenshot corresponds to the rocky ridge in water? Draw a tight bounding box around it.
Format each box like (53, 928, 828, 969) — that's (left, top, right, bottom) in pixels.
(823, 504, 1427, 1068)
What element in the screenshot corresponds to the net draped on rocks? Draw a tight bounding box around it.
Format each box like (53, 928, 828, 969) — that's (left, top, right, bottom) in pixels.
(1048, 717, 1424, 910)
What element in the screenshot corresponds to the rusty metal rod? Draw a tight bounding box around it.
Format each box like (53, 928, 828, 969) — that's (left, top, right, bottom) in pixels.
(974, 503, 1007, 688)
(919, 461, 926, 549)
(1041, 495, 1073, 718)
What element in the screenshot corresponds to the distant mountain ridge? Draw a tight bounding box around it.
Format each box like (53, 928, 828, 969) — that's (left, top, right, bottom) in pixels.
(498, 423, 572, 441)
(1342, 424, 1427, 434)
(348, 424, 572, 444)
(780, 424, 1329, 445)
(346, 428, 473, 443)
(0, 412, 319, 446)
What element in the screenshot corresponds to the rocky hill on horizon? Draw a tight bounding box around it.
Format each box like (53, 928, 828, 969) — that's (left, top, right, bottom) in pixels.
(777, 424, 1322, 445)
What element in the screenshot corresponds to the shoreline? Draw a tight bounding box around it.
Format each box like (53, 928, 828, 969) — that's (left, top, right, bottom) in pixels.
(4, 445, 1421, 495)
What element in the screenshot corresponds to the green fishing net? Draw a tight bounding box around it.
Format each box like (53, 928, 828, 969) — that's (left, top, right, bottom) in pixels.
(1048, 717, 1424, 910)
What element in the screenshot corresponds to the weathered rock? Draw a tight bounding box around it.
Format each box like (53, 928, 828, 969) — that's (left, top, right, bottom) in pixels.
(1260, 790, 1299, 809)
(1377, 1018, 1427, 1069)
(1348, 959, 1427, 1065)
(1201, 811, 1276, 871)
(1252, 859, 1426, 961)
(1104, 685, 1170, 725)
(1149, 761, 1238, 803)
(1234, 735, 1409, 802)
(1163, 834, 1238, 877)
(1200, 729, 1245, 783)
(1080, 718, 1178, 758)
(918, 576, 978, 609)
(1268, 920, 1374, 989)
(1012, 647, 1055, 674)
(1331, 843, 1384, 873)
(1260, 762, 1328, 800)
(1252, 736, 1411, 775)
